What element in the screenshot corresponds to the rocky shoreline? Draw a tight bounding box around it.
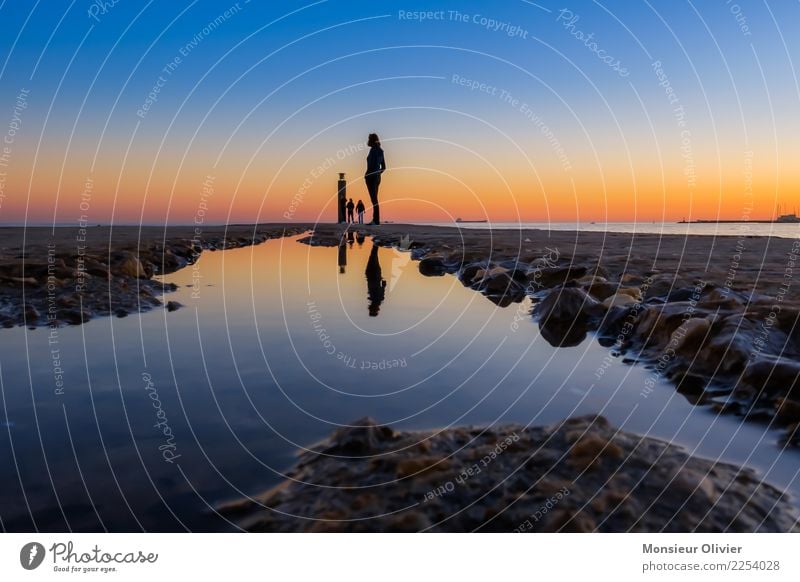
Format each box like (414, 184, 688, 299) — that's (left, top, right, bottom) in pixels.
(300, 224, 800, 445)
(220, 415, 799, 532)
(0, 223, 312, 328)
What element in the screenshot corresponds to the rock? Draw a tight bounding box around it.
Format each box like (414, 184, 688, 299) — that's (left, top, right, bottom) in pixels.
(774, 398, 800, 423)
(602, 293, 638, 309)
(536, 287, 604, 347)
(701, 315, 787, 375)
(631, 302, 694, 351)
(457, 261, 490, 286)
(112, 252, 148, 279)
(646, 275, 680, 298)
(323, 417, 396, 455)
(669, 317, 710, 350)
(220, 414, 800, 533)
(621, 272, 642, 285)
(84, 260, 111, 278)
(23, 304, 40, 321)
(472, 266, 508, 284)
(544, 509, 597, 532)
(166, 301, 184, 312)
(61, 309, 91, 325)
(7, 276, 39, 287)
(569, 434, 623, 469)
(56, 295, 78, 308)
(418, 255, 452, 277)
(742, 360, 800, 400)
(670, 468, 719, 503)
(527, 265, 587, 288)
(481, 271, 515, 293)
(395, 456, 451, 478)
(585, 280, 618, 301)
(576, 275, 607, 285)
(616, 286, 642, 300)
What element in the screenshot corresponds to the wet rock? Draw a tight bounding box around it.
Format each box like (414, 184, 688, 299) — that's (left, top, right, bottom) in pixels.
(23, 304, 40, 321)
(3, 276, 39, 287)
(61, 309, 91, 325)
(742, 360, 800, 400)
(569, 433, 623, 470)
(323, 417, 396, 455)
(528, 265, 587, 288)
(543, 509, 597, 532)
(418, 255, 449, 276)
(220, 414, 800, 533)
(646, 275, 681, 298)
(395, 456, 451, 478)
(585, 280, 618, 301)
(456, 260, 488, 284)
(112, 251, 148, 279)
(166, 301, 184, 312)
(536, 287, 604, 347)
(702, 315, 786, 375)
(774, 397, 800, 424)
(481, 271, 517, 294)
(471, 266, 508, 284)
(602, 293, 638, 309)
(669, 317, 710, 351)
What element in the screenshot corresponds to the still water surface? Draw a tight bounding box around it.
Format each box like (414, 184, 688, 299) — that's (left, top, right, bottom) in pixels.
(0, 235, 798, 531)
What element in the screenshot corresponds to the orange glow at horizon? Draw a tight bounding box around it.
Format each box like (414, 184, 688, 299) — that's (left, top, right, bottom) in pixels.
(1, 133, 797, 225)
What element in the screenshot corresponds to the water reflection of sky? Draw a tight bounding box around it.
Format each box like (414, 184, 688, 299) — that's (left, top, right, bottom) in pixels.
(0, 235, 798, 531)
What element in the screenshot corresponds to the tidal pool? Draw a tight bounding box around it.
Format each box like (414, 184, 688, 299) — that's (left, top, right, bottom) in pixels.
(0, 234, 797, 531)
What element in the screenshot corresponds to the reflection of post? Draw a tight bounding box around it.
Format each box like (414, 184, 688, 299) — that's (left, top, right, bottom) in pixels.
(338, 237, 347, 274)
(337, 172, 347, 223)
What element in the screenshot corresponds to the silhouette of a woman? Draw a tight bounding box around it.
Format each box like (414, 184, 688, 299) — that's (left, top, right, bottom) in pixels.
(365, 133, 386, 225)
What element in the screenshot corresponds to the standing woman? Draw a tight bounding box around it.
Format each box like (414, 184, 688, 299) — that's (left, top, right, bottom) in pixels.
(365, 133, 386, 225)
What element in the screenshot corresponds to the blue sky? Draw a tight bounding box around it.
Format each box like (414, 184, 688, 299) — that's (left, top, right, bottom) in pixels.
(1, 0, 798, 223)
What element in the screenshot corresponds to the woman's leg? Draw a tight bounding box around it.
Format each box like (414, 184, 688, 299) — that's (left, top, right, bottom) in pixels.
(367, 176, 381, 224)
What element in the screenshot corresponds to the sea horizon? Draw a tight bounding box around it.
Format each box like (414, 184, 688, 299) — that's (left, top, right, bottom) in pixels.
(2, 219, 797, 238)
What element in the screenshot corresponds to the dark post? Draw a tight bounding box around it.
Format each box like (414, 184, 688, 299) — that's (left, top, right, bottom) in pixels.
(337, 172, 347, 223)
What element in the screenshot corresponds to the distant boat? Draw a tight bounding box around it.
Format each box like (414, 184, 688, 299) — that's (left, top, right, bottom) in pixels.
(455, 217, 488, 223)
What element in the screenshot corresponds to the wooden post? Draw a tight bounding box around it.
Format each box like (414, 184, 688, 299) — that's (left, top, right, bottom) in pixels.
(337, 173, 347, 223)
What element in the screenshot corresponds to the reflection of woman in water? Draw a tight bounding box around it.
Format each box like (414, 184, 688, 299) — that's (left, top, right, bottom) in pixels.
(365, 133, 386, 225)
(365, 244, 386, 317)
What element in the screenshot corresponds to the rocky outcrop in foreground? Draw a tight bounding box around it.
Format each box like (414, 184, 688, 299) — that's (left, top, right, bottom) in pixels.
(220, 416, 799, 532)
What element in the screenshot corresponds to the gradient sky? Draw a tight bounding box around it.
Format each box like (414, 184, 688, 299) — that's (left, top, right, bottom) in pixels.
(0, 0, 798, 225)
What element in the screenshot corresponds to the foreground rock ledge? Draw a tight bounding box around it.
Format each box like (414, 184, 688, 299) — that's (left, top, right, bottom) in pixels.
(220, 416, 799, 532)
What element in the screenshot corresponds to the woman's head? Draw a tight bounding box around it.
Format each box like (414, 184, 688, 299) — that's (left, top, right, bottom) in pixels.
(367, 133, 380, 147)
